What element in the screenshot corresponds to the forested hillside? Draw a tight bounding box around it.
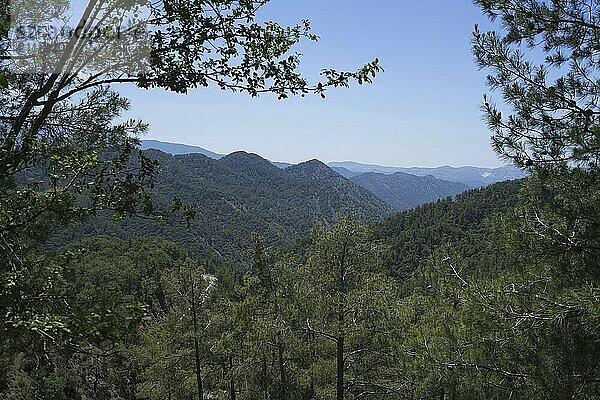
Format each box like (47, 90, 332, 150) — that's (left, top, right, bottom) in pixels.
(350, 171, 468, 210)
(141, 141, 474, 211)
(3, 0, 599, 399)
(374, 179, 522, 277)
(10, 175, 599, 399)
(49, 150, 392, 261)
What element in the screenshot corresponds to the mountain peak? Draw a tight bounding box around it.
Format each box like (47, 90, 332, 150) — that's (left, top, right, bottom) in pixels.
(218, 151, 279, 172)
(286, 159, 341, 181)
(221, 151, 265, 162)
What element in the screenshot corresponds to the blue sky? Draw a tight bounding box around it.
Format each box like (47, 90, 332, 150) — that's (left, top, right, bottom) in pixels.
(121, 0, 503, 167)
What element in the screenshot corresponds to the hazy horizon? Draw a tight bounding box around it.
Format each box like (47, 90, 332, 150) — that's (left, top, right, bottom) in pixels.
(141, 138, 516, 170)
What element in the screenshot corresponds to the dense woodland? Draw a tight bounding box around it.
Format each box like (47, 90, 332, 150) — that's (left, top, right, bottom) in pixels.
(4, 178, 600, 399)
(1, 0, 600, 399)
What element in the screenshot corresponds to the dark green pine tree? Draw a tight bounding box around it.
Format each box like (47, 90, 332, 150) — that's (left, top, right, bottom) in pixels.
(295, 217, 403, 400)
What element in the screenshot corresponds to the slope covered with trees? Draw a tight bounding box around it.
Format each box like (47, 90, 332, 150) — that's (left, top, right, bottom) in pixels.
(350, 171, 468, 210)
(391, 0, 600, 396)
(374, 179, 522, 278)
(8, 168, 599, 399)
(2, 221, 403, 399)
(140, 140, 475, 212)
(1, 0, 383, 395)
(50, 150, 392, 261)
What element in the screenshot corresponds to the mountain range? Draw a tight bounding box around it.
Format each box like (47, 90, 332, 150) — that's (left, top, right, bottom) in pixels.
(49, 142, 527, 263)
(140, 140, 224, 159)
(329, 162, 526, 188)
(140, 140, 525, 207)
(50, 150, 392, 261)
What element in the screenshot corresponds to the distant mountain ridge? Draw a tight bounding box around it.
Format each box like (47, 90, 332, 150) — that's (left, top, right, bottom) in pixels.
(52, 143, 526, 260)
(141, 140, 224, 159)
(141, 140, 293, 169)
(141, 140, 526, 189)
(350, 172, 468, 210)
(329, 161, 527, 188)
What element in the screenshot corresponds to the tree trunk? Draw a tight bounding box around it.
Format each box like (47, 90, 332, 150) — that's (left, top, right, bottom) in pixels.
(336, 336, 344, 400)
(278, 340, 287, 399)
(191, 280, 203, 400)
(229, 356, 236, 400)
(309, 332, 316, 397)
(156, 286, 170, 314)
(336, 241, 348, 400)
(262, 354, 268, 399)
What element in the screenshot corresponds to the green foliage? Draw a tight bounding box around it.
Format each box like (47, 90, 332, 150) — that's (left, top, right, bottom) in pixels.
(6, 175, 597, 399)
(0, 68, 169, 360)
(293, 217, 403, 399)
(1, 0, 382, 387)
(129, 218, 403, 400)
(398, 173, 600, 398)
(0, 237, 191, 399)
(4, 1, 600, 398)
(133, 259, 217, 400)
(383, 2, 600, 397)
(473, 0, 600, 171)
(373, 179, 522, 279)
(143, 1, 383, 98)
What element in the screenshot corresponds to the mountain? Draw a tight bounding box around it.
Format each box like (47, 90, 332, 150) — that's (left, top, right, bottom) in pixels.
(393, 165, 527, 188)
(140, 141, 473, 211)
(285, 159, 393, 218)
(329, 161, 527, 188)
(350, 172, 468, 210)
(51, 150, 392, 261)
(141, 140, 526, 188)
(141, 139, 224, 159)
(287, 159, 345, 181)
(330, 161, 409, 175)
